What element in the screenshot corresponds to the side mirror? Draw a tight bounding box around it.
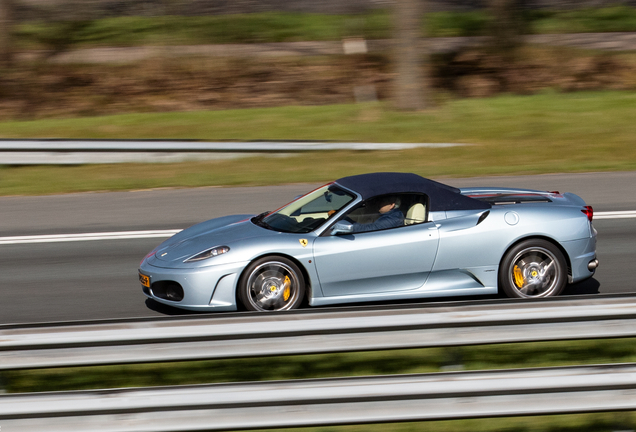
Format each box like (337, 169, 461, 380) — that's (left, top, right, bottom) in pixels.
(331, 221, 353, 235)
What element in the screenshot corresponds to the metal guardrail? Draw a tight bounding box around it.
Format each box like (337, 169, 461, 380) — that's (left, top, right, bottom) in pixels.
(2, 295, 636, 371)
(0, 140, 464, 151)
(0, 139, 466, 164)
(3, 363, 636, 431)
(4, 295, 636, 430)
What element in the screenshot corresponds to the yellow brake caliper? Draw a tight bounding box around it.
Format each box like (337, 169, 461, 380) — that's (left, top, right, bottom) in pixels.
(513, 265, 525, 288)
(283, 276, 291, 301)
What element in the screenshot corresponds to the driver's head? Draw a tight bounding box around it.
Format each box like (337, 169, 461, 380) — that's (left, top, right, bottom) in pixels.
(377, 196, 397, 214)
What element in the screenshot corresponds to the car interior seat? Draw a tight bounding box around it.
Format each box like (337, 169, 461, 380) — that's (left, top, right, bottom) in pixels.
(405, 203, 425, 225)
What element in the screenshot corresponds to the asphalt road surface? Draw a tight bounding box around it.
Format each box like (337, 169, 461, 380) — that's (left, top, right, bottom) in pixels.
(1, 172, 635, 325)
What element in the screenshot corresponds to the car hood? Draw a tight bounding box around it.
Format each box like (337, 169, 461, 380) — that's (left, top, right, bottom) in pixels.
(152, 214, 267, 264)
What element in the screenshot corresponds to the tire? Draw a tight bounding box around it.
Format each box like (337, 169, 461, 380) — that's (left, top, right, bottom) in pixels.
(238, 256, 305, 312)
(499, 239, 567, 299)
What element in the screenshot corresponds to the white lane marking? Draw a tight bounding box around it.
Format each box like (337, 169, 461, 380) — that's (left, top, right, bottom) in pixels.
(0, 211, 632, 245)
(0, 230, 183, 245)
(594, 211, 636, 220)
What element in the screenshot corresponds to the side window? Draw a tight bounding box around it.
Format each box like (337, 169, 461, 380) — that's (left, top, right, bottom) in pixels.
(341, 193, 428, 234)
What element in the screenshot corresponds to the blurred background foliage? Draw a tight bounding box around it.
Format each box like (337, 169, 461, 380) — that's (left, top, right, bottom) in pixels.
(1, 1, 636, 120)
(9, 6, 636, 49)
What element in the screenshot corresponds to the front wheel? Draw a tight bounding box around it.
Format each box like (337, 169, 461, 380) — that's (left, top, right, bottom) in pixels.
(499, 239, 567, 299)
(238, 257, 305, 311)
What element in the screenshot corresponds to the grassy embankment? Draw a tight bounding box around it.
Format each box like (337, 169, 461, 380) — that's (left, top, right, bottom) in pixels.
(14, 6, 636, 48)
(1, 90, 635, 196)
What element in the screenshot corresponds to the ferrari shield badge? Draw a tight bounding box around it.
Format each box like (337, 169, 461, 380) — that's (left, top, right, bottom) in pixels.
(299, 239, 308, 247)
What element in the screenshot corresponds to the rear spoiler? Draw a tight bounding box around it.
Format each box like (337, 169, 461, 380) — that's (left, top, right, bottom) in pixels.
(460, 187, 587, 207)
(461, 187, 558, 205)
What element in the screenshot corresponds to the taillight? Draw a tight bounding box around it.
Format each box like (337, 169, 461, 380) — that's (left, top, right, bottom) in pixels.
(581, 206, 593, 222)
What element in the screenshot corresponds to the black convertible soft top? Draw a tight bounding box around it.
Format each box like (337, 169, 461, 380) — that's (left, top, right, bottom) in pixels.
(335, 172, 491, 212)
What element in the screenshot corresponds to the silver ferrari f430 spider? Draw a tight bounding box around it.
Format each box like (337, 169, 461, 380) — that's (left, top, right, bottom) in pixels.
(139, 172, 597, 312)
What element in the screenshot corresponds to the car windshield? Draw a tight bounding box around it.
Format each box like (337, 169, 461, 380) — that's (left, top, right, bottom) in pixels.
(255, 184, 355, 233)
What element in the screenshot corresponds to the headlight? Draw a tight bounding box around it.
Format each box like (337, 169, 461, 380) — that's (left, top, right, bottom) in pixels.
(184, 246, 230, 263)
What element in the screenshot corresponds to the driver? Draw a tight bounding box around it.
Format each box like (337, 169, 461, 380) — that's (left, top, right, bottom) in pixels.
(350, 196, 404, 233)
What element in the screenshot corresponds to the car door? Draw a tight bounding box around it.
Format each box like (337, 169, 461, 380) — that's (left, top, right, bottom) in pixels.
(312, 221, 440, 297)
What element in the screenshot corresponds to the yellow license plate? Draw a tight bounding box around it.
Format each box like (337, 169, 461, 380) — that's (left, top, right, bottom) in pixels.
(139, 273, 150, 288)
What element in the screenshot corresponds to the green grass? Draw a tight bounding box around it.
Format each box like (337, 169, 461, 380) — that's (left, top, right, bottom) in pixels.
(258, 413, 636, 432)
(1, 91, 636, 196)
(14, 6, 636, 50)
(255, 413, 636, 432)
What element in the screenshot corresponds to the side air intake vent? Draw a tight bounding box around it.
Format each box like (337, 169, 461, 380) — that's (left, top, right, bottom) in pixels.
(477, 211, 490, 225)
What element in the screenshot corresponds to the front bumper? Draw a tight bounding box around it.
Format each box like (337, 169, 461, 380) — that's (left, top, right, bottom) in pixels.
(139, 260, 248, 311)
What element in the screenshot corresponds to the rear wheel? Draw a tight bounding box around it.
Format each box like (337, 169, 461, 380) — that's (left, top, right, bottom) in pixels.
(238, 256, 305, 311)
(499, 239, 567, 298)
